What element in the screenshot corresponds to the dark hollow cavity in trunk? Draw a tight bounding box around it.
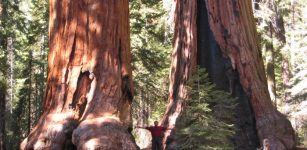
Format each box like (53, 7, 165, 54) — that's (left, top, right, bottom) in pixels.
(197, 0, 259, 149)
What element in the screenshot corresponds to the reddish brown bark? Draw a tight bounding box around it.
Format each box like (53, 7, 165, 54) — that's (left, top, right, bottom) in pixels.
(161, 0, 197, 149)
(206, 0, 295, 149)
(20, 0, 137, 149)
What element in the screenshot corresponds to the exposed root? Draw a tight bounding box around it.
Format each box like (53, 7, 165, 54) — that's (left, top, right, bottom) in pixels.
(72, 117, 138, 150)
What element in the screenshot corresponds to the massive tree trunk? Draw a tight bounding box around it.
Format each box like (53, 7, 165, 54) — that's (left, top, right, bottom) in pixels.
(206, 0, 296, 149)
(161, 0, 197, 149)
(0, 84, 5, 150)
(197, 0, 259, 149)
(21, 0, 138, 149)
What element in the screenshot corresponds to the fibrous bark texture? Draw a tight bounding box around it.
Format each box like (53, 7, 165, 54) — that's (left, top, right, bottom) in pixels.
(161, 0, 197, 149)
(197, 0, 259, 149)
(21, 0, 137, 149)
(206, 0, 296, 149)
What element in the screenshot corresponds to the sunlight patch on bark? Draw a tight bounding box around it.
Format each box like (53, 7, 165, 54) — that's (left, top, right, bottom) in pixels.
(48, 112, 74, 122)
(84, 138, 100, 149)
(33, 140, 45, 150)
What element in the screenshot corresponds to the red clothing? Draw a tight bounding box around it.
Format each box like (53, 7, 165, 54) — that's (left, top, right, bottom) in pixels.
(146, 126, 166, 138)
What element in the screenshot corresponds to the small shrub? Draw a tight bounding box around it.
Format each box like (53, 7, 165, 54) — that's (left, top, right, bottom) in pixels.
(175, 68, 236, 150)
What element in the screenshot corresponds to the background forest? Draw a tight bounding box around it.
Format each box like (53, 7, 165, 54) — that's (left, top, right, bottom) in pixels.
(0, 0, 306, 149)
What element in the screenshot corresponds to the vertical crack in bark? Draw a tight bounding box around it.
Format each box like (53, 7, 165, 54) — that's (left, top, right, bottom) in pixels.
(62, 32, 77, 111)
(58, 70, 92, 149)
(71, 71, 92, 120)
(117, 39, 133, 128)
(79, 71, 97, 121)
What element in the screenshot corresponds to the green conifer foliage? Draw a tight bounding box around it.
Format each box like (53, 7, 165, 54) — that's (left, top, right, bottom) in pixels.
(0, 0, 48, 148)
(175, 68, 236, 150)
(129, 0, 172, 147)
(254, 0, 307, 147)
(130, 0, 172, 123)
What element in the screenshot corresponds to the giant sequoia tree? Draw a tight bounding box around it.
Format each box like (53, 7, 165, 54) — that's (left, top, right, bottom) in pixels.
(21, 0, 138, 149)
(162, 0, 296, 150)
(161, 0, 197, 148)
(206, 0, 295, 149)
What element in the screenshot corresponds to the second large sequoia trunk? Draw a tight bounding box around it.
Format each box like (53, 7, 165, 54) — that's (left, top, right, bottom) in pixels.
(21, 0, 138, 149)
(206, 0, 296, 149)
(162, 0, 296, 150)
(197, 0, 259, 149)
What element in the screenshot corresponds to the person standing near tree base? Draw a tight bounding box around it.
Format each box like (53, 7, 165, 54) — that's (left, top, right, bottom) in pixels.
(257, 138, 271, 150)
(137, 121, 169, 150)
